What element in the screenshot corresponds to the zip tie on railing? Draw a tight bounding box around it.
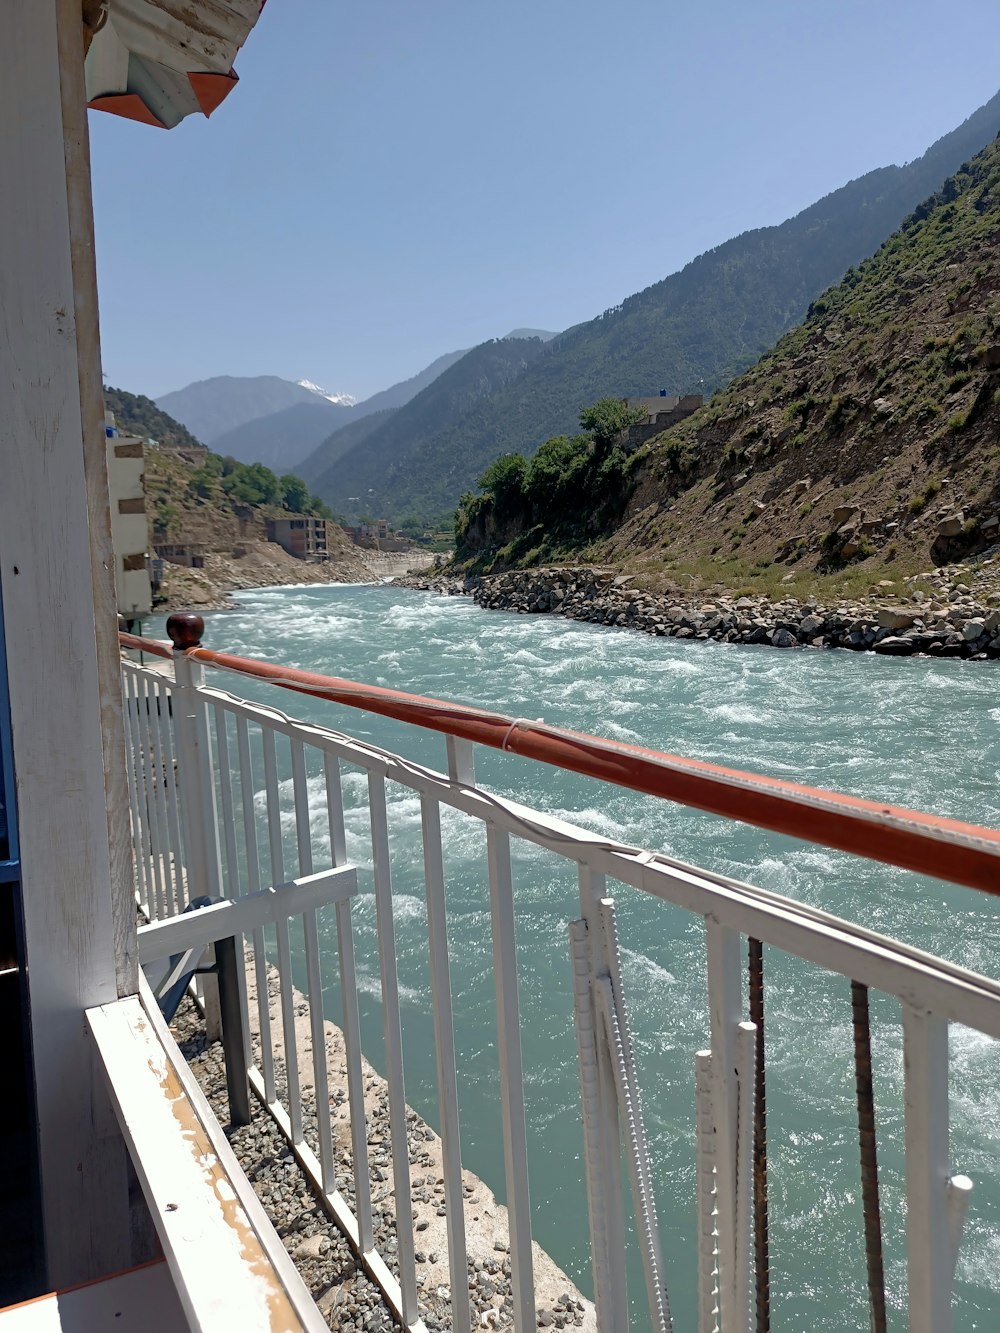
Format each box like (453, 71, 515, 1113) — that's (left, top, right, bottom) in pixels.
(119, 631, 1000, 896)
(501, 718, 544, 752)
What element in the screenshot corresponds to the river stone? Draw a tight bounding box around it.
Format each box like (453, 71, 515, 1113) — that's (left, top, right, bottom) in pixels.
(874, 636, 915, 656)
(771, 627, 796, 648)
(878, 607, 916, 631)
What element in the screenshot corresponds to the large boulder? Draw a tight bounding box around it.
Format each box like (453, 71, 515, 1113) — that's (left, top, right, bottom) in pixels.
(874, 636, 915, 656)
(878, 607, 916, 631)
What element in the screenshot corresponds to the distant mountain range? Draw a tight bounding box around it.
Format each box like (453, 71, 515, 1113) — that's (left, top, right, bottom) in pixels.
(157, 374, 353, 445)
(153, 332, 558, 473)
(153, 89, 1000, 528)
(301, 87, 1000, 524)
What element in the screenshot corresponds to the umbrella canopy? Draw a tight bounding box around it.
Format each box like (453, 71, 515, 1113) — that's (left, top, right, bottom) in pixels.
(85, 0, 265, 130)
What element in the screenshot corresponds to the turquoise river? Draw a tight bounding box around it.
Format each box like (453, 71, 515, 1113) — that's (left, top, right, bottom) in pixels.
(155, 582, 1000, 1331)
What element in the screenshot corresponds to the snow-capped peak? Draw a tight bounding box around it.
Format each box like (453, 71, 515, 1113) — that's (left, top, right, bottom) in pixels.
(297, 379, 357, 407)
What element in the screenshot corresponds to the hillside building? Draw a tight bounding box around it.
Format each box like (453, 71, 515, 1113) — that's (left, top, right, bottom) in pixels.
(266, 516, 332, 561)
(106, 423, 152, 623)
(626, 393, 703, 424)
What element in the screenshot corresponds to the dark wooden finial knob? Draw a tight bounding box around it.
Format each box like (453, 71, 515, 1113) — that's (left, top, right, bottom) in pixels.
(166, 612, 205, 651)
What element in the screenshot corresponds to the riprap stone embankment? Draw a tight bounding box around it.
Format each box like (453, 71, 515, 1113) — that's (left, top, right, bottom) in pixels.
(400, 562, 1000, 659)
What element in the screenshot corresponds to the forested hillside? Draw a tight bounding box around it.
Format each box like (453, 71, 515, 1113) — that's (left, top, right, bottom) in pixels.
(307, 337, 550, 521)
(104, 385, 204, 450)
(316, 89, 1000, 525)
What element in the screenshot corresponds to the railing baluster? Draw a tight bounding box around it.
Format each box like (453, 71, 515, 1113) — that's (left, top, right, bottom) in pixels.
(706, 919, 747, 1333)
(292, 738, 335, 1189)
(596, 897, 671, 1333)
(237, 715, 274, 1099)
(122, 669, 151, 916)
(140, 674, 168, 918)
(213, 704, 241, 900)
(734, 1020, 756, 1332)
(578, 867, 628, 1329)
(747, 938, 770, 1333)
(156, 679, 186, 914)
(486, 825, 536, 1332)
(263, 727, 303, 1143)
(211, 702, 253, 1069)
(368, 772, 419, 1322)
(148, 677, 176, 917)
(695, 1049, 719, 1333)
(903, 1005, 954, 1333)
(420, 792, 471, 1333)
(446, 735, 476, 786)
(326, 755, 373, 1252)
(336, 896, 372, 1250)
(570, 908, 625, 1332)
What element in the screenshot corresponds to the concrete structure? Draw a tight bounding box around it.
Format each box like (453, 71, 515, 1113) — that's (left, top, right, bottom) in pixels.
(155, 440, 209, 467)
(622, 393, 705, 453)
(266, 516, 331, 561)
(106, 429, 152, 620)
(626, 393, 703, 424)
(358, 518, 392, 541)
(155, 542, 206, 569)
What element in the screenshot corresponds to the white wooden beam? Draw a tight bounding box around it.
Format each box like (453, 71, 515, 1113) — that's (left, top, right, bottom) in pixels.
(0, 0, 135, 1286)
(136, 865, 358, 963)
(89, 993, 327, 1333)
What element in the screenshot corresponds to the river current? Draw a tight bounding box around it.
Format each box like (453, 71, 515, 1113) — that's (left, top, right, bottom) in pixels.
(155, 582, 1000, 1330)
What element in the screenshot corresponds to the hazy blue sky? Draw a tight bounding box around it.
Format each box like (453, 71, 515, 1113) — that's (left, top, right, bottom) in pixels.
(90, 0, 1000, 402)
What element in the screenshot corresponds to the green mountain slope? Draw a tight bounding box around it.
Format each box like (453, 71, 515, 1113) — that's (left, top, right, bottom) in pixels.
(104, 385, 204, 450)
(319, 88, 1000, 524)
(308, 338, 550, 520)
(588, 135, 1000, 581)
(209, 400, 344, 472)
(296, 408, 397, 487)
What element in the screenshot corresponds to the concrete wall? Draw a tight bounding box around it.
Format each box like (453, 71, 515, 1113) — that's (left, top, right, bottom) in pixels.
(107, 434, 151, 616)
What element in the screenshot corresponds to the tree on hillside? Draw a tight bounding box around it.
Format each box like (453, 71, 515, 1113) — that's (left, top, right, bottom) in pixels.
(579, 398, 645, 453)
(279, 473, 311, 513)
(478, 453, 528, 518)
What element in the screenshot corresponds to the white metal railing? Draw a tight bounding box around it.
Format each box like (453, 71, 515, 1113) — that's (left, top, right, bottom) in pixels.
(120, 638, 1000, 1333)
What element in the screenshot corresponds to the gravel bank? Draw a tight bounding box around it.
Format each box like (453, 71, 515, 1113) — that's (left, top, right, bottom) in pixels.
(157, 544, 438, 613)
(171, 959, 595, 1332)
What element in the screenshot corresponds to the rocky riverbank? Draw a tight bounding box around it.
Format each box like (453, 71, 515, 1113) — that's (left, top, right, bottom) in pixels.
(156, 542, 438, 613)
(399, 558, 1000, 659)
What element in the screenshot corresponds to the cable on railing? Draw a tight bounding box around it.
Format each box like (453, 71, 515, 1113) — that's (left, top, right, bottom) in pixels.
(748, 938, 770, 1333)
(119, 620, 1000, 897)
(851, 980, 887, 1333)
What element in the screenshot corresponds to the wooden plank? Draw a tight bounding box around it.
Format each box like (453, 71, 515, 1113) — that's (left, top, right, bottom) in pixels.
(88, 994, 321, 1332)
(0, 0, 132, 1285)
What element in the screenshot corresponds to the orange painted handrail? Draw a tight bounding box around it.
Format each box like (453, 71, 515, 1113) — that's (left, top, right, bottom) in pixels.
(120, 631, 173, 660)
(120, 631, 1000, 896)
